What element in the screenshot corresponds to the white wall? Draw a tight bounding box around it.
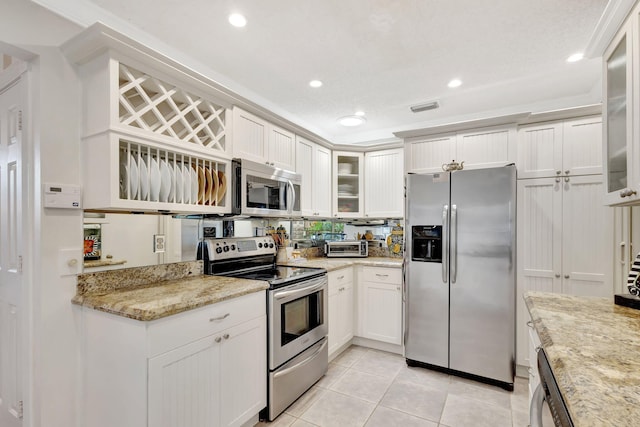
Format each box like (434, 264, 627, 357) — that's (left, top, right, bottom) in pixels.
(1, 2, 84, 427)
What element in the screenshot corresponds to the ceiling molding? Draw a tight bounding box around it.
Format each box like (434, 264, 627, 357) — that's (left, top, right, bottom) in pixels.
(585, 0, 637, 57)
(394, 112, 531, 139)
(518, 104, 602, 125)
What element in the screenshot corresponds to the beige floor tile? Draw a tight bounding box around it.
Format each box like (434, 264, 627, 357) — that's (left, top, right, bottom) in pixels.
(330, 369, 394, 403)
(512, 409, 530, 427)
(331, 345, 369, 368)
(394, 365, 451, 390)
(379, 379, 447, 422)
(255, 412, 297, 427)
(364, 406, 439, 427)
(300, 389, 376, 427)
(291, 419, 319, 427)
(285, 386, 326, 418)
(315, 362, 347, 389)
(350, 349, 405, 379)
(447, 376, 512, 410)
(440, 394, 512, 427)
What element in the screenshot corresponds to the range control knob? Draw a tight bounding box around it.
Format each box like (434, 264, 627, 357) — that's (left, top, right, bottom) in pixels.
(269, 243, 274, 248)
(223, 246, 229, 252)
(230, 244, 236, 251)
(215, 247, 223, 254)
(258, 243, 263, 248)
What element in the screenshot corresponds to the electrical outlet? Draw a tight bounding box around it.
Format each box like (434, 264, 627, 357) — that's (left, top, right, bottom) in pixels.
(153, 234, 166, 253)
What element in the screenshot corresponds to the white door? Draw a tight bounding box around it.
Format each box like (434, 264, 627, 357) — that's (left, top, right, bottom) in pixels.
(0, 74, 26, 427)
(455, 126, 515, 170)
(517, 122, 563, 179)
(364, 148, 404, 218)
(295, 137, 314, 216)
(562, 117, 603, 176)
(314, 145, 332, 217)
(405, 134, 456, 173)
(360, 282, 401, 345)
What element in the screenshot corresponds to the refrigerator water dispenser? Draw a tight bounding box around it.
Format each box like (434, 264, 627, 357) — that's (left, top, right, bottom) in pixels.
(411, 225, 442, 262)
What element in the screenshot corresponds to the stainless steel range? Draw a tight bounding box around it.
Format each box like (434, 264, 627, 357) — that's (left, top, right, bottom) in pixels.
(199, 236, 328, 421)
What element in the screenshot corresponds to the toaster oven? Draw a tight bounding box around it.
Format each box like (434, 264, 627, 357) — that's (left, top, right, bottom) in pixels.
(325, 240, 368, 257)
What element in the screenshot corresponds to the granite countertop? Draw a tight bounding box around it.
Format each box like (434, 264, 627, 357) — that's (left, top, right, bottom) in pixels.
(281, 256, 403, 271)
(525, 291, 640, 426)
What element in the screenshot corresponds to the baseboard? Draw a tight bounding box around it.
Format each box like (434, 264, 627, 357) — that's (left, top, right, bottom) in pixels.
(352, 336, 404, 355)
(515, 363, 529, 378)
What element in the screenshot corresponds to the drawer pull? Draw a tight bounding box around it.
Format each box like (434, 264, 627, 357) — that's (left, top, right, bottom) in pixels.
(526, 320, 533, 328)
(375, 273, 389, 278)
(210, 313, 230, 322)
(215, 336, 222, 343)
(337, 275, 345, 280)
(223, 333, 230, 340)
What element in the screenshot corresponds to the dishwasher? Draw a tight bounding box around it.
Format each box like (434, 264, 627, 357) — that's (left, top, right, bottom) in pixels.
(530, 348, 574, 427)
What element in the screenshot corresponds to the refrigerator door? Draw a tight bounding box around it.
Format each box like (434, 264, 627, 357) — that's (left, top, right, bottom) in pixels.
(405, 173, 451, 368)
(448, 166, 516, 384)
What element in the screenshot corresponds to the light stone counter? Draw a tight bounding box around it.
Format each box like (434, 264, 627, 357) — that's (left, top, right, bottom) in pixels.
(73, 260, 268, 321)
(281, 256, 403, 271)
(525, 291, 640, 426)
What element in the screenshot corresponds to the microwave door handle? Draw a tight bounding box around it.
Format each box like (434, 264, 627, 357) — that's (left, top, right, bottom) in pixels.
(287, 180, 295, 214)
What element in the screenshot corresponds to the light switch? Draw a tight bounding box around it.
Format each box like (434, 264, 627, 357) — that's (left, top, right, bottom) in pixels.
(59, 248, 81, 276)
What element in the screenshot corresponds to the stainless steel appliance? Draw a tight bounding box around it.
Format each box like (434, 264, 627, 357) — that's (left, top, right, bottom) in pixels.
(199, 236, 328, 421)
(405, 165, 516, 390)
(325, 240, 368, 257)
(231, 159, 302, 217)
(530, 349, 574, 427)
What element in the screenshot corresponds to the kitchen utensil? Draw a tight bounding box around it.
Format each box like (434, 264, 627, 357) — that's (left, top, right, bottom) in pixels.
(338, 163, 353, 174)
(190, 165, 198, 204)
(159, 159, 171, 202)
(217, 170, 227, 205)
(197, 165, 205, 204)
(174, 162, 183, 203)
(138, 155, 149, 200)
(149, 157, 161, 202)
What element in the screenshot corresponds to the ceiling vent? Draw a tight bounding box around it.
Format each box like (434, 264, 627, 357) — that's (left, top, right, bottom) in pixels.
(410, 101, 439, 113)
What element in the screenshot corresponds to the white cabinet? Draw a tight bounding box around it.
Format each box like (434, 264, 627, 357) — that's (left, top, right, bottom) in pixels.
(603, 13, 639, 205)
(527, 317, 541, 402)
(81, 292, 266, 427)
(405, 125, 516, 173)
(233, 107, 296, 171)
(327, 268, 354, 356)
(515, 175, 613, 366)
(333, 151, 364, 218)
(358, 267, 402, 345)
(296, 136, 332, 217)
(364, 148, 404, 218)
(517, 116, 602, 179)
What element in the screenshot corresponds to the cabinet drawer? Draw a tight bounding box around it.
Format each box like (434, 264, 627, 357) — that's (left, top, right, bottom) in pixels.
(147, 291, 265, 357)
(329, 268, 354, 292)
(360, 267, 402, 284)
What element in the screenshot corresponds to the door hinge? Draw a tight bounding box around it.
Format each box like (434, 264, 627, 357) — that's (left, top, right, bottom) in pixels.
(17, 110, 22, 131)
(17, 255, 23, 273)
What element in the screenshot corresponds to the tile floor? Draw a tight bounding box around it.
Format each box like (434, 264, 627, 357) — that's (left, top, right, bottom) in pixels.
(257, 345, 552, 427)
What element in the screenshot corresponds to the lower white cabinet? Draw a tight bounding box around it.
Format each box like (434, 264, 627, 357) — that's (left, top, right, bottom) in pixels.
(328, 267, 354, 356)
(80, 292, 266, 427)
(528, 317, 541, 403)
(358, 267, 402, 345)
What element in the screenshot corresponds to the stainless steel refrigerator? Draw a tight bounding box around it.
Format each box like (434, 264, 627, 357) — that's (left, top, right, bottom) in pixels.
(405, 165, 516, 390)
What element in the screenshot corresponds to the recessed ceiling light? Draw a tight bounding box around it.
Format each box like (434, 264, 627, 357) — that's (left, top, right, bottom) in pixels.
(567, 53, 584, 63)
(309, 80, 323, 88)
(338, 115, 366, 127)
(448, 79, 462, 88)
(228, 13, 247, 28)
(355, 111, 365, 116)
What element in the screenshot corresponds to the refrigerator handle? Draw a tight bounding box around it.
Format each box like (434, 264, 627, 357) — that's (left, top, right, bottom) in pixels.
(442, 204, 449, 283)
(451, 204, 458, 284)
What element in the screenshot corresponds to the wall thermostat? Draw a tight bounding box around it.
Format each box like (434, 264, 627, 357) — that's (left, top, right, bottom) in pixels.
(43, 183, 82, 209)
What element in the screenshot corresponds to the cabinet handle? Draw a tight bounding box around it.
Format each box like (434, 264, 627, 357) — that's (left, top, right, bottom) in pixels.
(396, 286, 401, 291)
(564, 170, 570, 175)
(564, 274, 570, 279)
(526, 320, 533, 328)
(375, 273, 389, 278)
(223, 333, 230, 340)
(556, 170, 561, 175)
(215, 336, 222, 343)
(564, 176, 569, 183)
(555, 273, 560, 278)
(555, 177, 561, 183)
(527, 367, 533, 375)
(210, 313, 230, 322)
(337, 275, 344, 280)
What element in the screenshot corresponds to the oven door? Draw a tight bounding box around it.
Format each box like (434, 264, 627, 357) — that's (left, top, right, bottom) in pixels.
(240, 160, 301, 217)
(269, 275, 328, 369)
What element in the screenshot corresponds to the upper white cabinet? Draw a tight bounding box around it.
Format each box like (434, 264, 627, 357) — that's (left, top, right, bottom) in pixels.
(405, 125, 516, 173)
(65, 40, 232, 214)
(296, 136, 332, 217)
(232, 107, 296, 171)
(364, 148, 404, 218)
(603, 9, 639, 205)
(333, 151, 364, 218)
(518, 116, 602, 179)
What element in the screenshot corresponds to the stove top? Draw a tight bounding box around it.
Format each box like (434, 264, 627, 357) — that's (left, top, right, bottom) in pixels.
(226, 265, 326, 288)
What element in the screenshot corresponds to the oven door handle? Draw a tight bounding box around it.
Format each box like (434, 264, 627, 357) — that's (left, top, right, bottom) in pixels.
(274, 281, 325, 300)
(273, 339, 328, 379)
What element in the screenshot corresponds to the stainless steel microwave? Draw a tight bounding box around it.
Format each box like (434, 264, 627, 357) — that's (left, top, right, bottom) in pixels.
(231, 159, 302, 217)
(325, 240, 368, 257)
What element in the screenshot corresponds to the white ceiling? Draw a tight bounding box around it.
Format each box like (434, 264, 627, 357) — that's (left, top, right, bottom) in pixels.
(33, 0, 609, 145)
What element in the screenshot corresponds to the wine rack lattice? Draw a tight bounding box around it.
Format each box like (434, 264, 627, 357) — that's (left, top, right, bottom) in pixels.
(118, 64, 227, 152)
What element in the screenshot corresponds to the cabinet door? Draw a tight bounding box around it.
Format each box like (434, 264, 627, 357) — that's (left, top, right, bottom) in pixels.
(333, 152, 364, 218)
(220, 316, 266, 427)
(405, 134, 456, 173)
(516, 177, 562, 366)
(456, 126, 515, 170)
(268, 125, 295, 171)
(360, 281, 402, 345)
(232, 108, 268, 164)
(517, 122, 563, 179)
(338, 282, 354, 347)
(364, 148, 404, 218)
(295, 137, 314, 216)
(148, 336, 220, 427)
(561, 175, 614, 297)
(314, 145, 332, 217)
(528, 320, 541, 402)
(563, 117, 603, 176)
(328, 281, 340, 356)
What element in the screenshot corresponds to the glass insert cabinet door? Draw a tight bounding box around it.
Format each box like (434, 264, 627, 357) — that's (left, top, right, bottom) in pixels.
(605, 32, 628, 194)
